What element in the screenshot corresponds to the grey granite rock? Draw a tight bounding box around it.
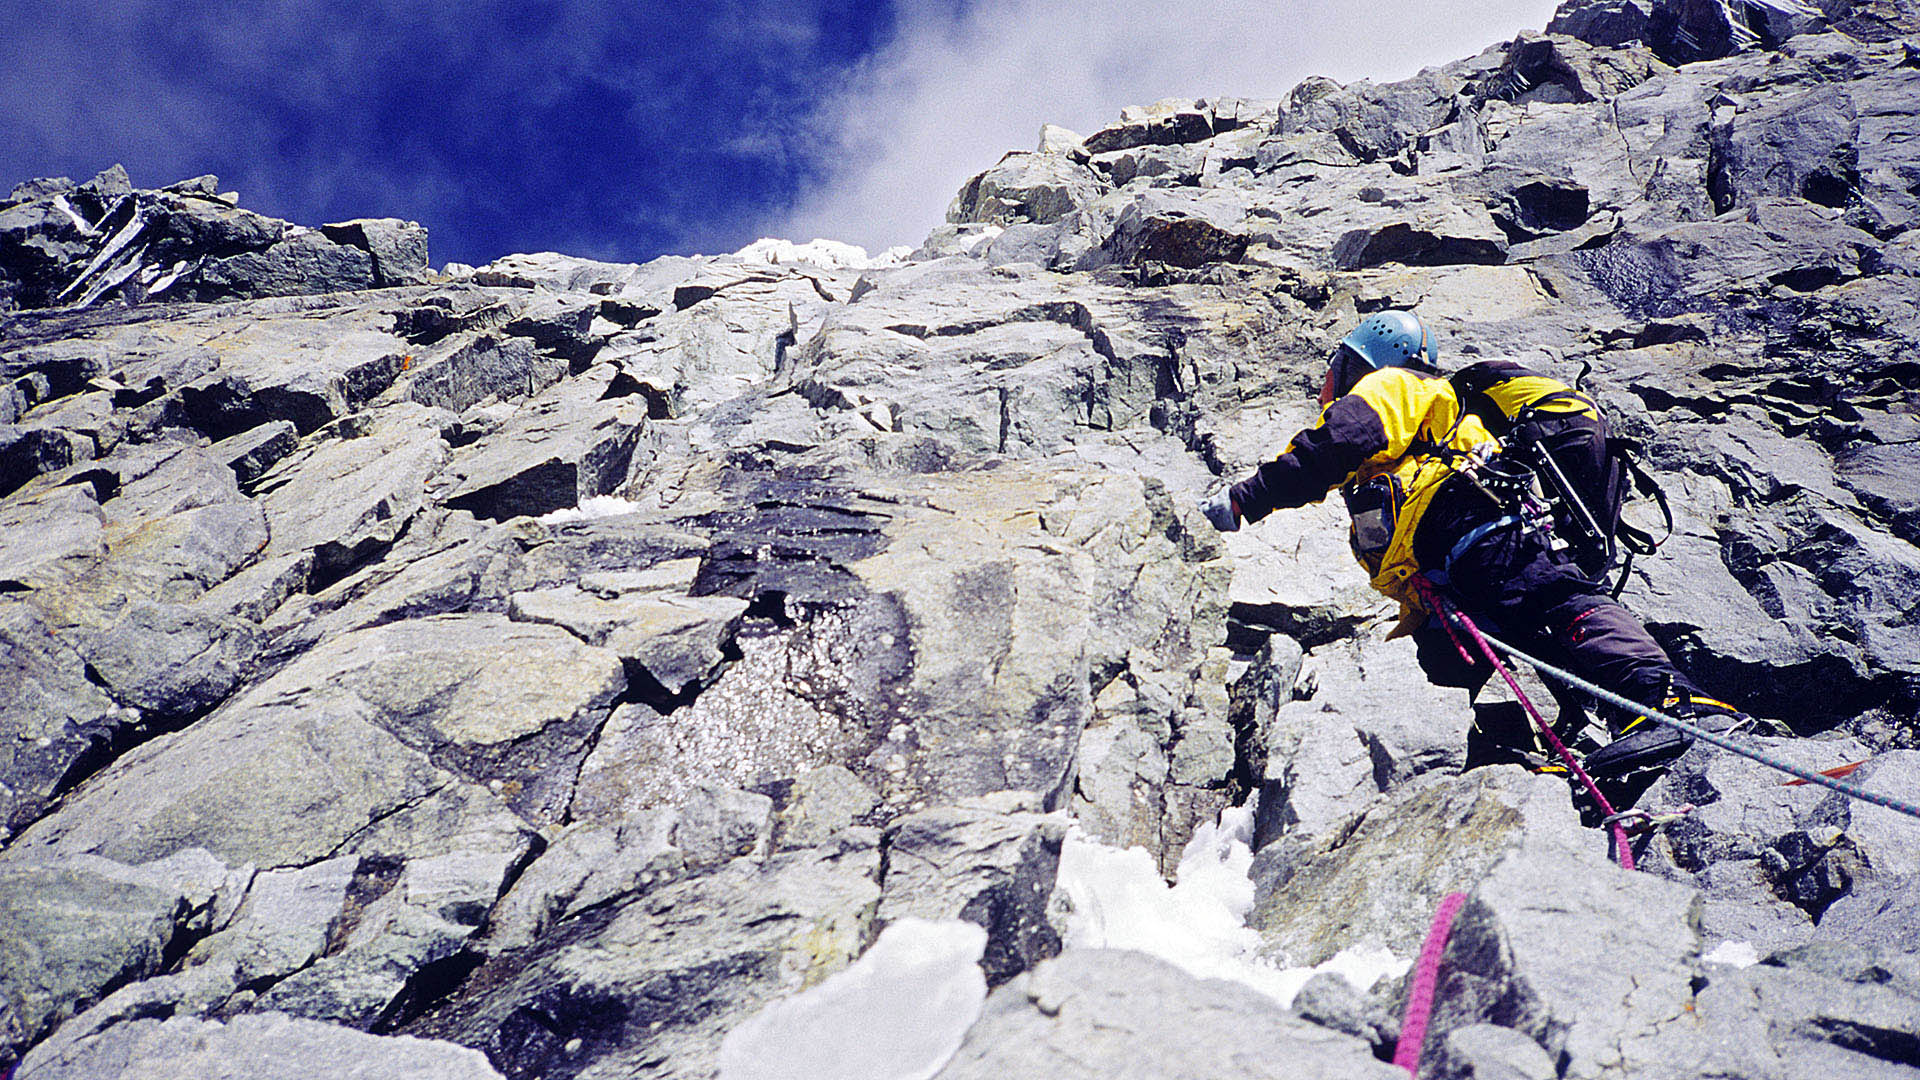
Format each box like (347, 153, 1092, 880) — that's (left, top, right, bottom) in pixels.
(772, 764, 882, 850)
(249, 613, 624, 823)
(75, 600, 260, 720)
(1251, 767, 1607, 969)
(440, 368, 646, 520)
(208, 420, 298, 486)
(255, 403, 448, 580)
(0, 603, 123, 839)
(0, 850, 233, 1070)
(931, 949, 1404, 1080)
(949, 151, 1107, 227)
(408, 836, 881, 1080)
(320, 218, 430, 287)
(189, 229, 377, 300)
(16, 1012, 504, 1080)
(507, 584, 745, 696)
(1430, 1023, 1558, 1080)
(877, 798, 1067, 985)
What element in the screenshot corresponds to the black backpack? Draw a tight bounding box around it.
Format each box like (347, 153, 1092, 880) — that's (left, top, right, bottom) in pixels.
(1450, 360, 1672, 593)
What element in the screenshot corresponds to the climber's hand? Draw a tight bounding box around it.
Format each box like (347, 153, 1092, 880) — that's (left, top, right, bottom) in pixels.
(1201, 488, 1240, 533)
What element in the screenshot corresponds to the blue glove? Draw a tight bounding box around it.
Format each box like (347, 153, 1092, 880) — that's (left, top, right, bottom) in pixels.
(1201, 488, 1239, 532)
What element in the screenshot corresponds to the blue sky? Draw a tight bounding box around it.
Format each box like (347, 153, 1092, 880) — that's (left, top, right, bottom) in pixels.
(3, 0, 1561, 268)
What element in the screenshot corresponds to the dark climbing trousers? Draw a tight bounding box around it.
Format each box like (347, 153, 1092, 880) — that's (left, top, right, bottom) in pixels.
(1410, 475, 1696, 710)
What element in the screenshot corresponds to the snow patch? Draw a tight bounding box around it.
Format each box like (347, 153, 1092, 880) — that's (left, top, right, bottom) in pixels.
(1703, 940, 1762, 968)
(731, 237, 911, 270)
(536, 495, 646, 524)
(1056, 803, 1409, 1007)
(717, 918, 987, 1080)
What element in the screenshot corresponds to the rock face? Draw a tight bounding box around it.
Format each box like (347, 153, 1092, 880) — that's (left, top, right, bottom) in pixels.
(5, 1, 1920, 1076)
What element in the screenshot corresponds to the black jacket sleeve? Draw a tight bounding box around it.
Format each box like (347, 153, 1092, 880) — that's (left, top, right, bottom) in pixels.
(1229, 395, 1389, 523)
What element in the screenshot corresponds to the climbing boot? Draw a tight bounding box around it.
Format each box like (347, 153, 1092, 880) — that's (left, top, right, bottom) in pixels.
(1584, 692, 1755, 780)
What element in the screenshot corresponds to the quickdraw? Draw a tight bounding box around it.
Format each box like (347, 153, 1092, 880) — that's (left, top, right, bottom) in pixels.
(1602, 804, 1699, 835)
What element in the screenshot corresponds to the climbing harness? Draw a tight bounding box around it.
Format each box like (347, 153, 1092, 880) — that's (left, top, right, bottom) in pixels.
(1459, 622, 1920, 823)
(1392, 891, 1468, 1077)
(1413, 575, 1639, 870)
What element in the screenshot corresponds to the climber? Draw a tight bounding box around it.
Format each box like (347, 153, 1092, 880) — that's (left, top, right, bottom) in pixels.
(1198, 310, 1752, 779)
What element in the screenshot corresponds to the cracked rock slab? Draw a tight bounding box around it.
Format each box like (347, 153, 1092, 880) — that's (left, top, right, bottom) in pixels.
(16, 1012, 505, 1080)
(508, 585, 745, 696)
(441, 368, 647, 521)
(11, 680, 457, 869)
(0, 850, 234, 1070)
(255, 403, 449, 580)
(250, 613, 626, 822)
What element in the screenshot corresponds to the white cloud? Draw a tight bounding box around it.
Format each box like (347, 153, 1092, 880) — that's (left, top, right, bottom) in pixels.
(767, 0, 1563, 252)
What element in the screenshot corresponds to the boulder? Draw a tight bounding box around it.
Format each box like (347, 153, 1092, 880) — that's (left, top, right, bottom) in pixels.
(319, 218, 430, 287)
(1082, 101, 1215, 154)
(1250, 767, 1607, 968)
(0, 425, 93, 498)
(251, 613, 624, 822)
(1094, 189, 1254, 269)
(7, 657, 494, 870)
(408, 836, 881, 1080)
(0, 603, 124, 838)
(931, 949, 1405, 1080)
(0, 850, 232, 1070)
(1636, 745, 1920, 947)
(877, 799, 1068, 985)
(508, 585, 745, 698)
(440, 368, 647, 521)
(481, 812, 684, 950)
(207, 420, 298, 486)
(949, 152, 1107, 227)
(772, 764, 883, 850)
(74, 600, 260, 721)
(405, 332, 564, 415)
(1251, 626, 1475, 849)
(1546, 0, 1657, 47)
(161, 304, 411, 439)
(1483, 33, 1673, 106)
(1417, 821, 1702, 1079)
(188, 229, 377, 300)
(1280, 70, 1464, 165)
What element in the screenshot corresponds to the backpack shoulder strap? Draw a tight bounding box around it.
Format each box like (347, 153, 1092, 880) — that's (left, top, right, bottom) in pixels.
(1608, 437, 1674, 554)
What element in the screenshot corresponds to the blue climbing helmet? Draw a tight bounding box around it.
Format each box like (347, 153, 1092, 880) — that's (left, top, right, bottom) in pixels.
(1340, 310, 1439, 372)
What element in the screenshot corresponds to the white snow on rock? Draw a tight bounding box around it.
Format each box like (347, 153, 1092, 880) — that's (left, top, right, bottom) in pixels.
(731, 237, 911, 270)
(1703, 940, 1762, 968)
(1057, 803, 1409, 1007)
(536, 495, 647, 524)
(717, 917, 988, 1080)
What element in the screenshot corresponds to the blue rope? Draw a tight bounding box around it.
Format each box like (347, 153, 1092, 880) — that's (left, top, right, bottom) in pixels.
(1469, 627, 1920, 822)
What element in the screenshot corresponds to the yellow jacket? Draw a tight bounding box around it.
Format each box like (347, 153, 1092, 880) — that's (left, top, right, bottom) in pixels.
(1229, 366, 1498, 610)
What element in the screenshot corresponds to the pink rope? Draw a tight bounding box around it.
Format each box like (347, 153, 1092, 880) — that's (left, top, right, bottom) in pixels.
(1393, 891, 1469, 1076)
(1412, 576, 1635, 871)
